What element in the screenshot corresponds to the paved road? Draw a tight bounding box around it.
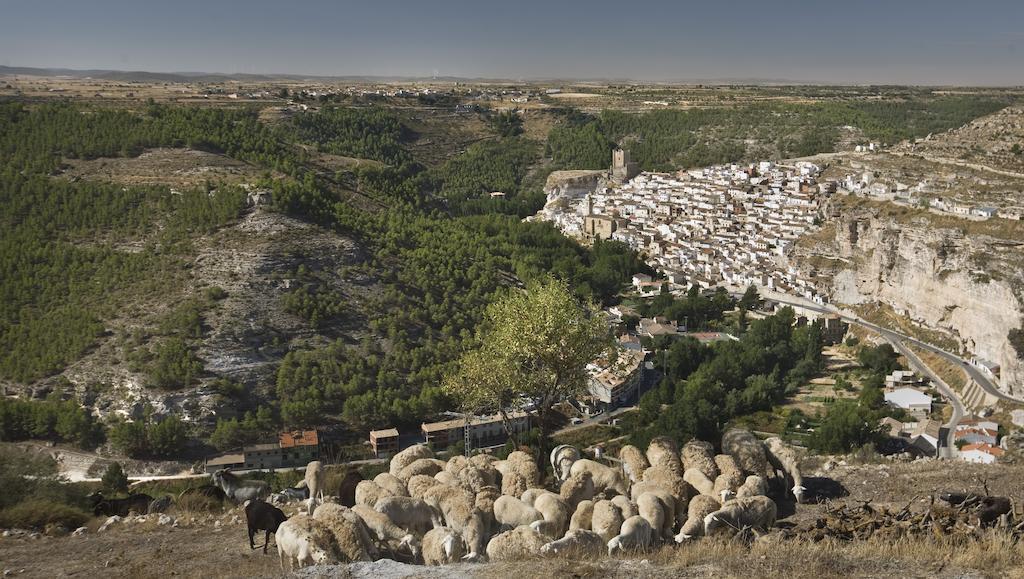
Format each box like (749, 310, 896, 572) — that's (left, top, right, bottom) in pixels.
(767, 294, 1022, 405)
(554, 406, 637, 436)
(890, 338, 964, 458)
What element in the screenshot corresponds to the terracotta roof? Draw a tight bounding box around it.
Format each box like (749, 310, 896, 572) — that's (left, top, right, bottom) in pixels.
(280, 430, 319, 448)
(961, 443, 1004, 456)
(370, 428, 399, 439)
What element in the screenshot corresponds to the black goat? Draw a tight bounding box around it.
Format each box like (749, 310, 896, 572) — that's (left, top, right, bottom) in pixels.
(244, 500, 287, 553)
(89, 491, 155, 517)
(335, 469, 363, 507)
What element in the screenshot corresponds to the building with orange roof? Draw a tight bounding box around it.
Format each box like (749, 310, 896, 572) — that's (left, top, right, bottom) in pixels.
(960, 443, 1004, 464)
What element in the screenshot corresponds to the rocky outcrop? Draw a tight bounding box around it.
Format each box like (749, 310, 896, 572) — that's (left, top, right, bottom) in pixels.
(790, 201, 1024, 396)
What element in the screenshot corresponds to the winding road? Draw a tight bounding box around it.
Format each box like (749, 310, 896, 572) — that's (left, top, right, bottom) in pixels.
(764, 293, 1022, 458)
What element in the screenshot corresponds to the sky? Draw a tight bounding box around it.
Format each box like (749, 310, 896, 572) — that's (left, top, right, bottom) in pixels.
(1, 0, 1023, 85)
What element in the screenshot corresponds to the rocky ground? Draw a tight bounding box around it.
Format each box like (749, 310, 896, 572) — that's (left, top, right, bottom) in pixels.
(2, 460, 1022, 578)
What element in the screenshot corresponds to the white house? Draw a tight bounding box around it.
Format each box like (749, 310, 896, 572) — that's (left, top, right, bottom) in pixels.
(960, 443, 1004, 464)
(885, 387, 933, 416)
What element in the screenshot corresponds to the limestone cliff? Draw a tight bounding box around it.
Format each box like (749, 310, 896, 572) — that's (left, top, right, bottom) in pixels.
(789, 198, 1024, 396)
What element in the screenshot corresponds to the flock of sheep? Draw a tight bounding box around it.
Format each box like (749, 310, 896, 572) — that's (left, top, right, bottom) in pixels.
(265, 427, 806, 570)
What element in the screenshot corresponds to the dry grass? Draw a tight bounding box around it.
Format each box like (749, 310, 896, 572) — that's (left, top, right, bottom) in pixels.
(912, 345, 968, 390)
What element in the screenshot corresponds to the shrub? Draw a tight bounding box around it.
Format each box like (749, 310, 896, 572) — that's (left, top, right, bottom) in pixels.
(101, 463, 129, 493)
(0, 499, 89, 530)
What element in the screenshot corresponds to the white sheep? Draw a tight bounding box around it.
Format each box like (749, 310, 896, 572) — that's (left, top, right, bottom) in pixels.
(568, 499, 595, 531)
(296, 461, 326, 515)
(475, 486, 501, 537)
(610, 494, 637, 519)
(640, 465, 693, 508)
(407, 474, 440, 500)
(494, 451, 540, 493)
(312, 503, 376, 563)
(468, 453, 497, 470)
(434, 471, 458, 487)
(422, 526, 466, 566)
(373, 472, 409, 498)
(422, 484, 474, 527)
(722, 428, 768, 477)
(275, 514, 336, 571)
(704, 495, 777, 537)
(456, 464, 494, 494)
(591, 499, 625, 543)
(549, 444, 581, 482)
(674, 494, 721, 542)
(736, 474, 767, 499)
(485, 525, 547, 561)
(618, 444, 649, 484)
(569, 459, 628, 497)
(540, 528, 605, 556)
(712, 454, 746, 497)
(500, 470, 528, 497)
(636, 491, 674, 542)
(607, 515, 653, 555)
(373, 496, 437, 535)
(389, 444, 434, 477)
(681, 440, 719, 481)
(351, 504, 418, 559)
(445, 455, 469, 476)
(646, 436, 683, 475)
(529, 518, 561, 539)
(396, 458, 445, 482)
(765, 436, 806, 504)
(534, 493, 571, 537)
(493, 495, 543, 530)
(559, 470, 596, 509)
(683, 467, 716, 497)
(354, 480, 393, 508)
(520, 487, 553, 506)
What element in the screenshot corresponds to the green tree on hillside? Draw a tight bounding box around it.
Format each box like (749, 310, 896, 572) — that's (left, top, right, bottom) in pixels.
(443, 276, 613, 460)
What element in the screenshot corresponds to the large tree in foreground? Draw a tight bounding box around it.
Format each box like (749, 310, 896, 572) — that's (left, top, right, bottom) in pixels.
(443, 276, 614, 460)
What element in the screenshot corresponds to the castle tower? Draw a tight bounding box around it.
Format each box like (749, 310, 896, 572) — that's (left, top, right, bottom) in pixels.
(611, 148, 639, 183)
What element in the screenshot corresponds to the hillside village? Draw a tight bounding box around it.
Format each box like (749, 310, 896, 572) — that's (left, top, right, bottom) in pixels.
(538, 151, 831, 303)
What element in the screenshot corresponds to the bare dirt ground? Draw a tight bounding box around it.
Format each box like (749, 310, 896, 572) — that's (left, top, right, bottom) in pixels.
(57, 148, 267, 187)
(3, 461, 1023, 578)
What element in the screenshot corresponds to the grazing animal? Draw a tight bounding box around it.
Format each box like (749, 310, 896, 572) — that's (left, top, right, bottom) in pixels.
(736, 475, 767, 499)
(618, 445, 649, 484)
(334, 469, 363, 507)
(674, 495, 721, 541)
(245, 500, 288, 553)
(312, 503, 377, 562)
(681, 440, 719, 481)
(493, 495, 543, 530)
(296, 461, 325, 515)
(485, 526, 547, 561)
(422, 527, 466, 566)
(275, 514, 336, 571)
(607, 515, 653, 555)
(704, 495, 777, 537)
(374, 496, 438, 535)
(569, 459, 628, 497)
(764, 437, 806, 504)
(591, 499, 625, 543)
(89, 492, 154, 517)
(540, 529, 605, 556)
(212, 469, 270, 503)
(569, 499, 595, 531)
(351, 504, 419, 559)
(721, 428, 768, 477)
(549, 444, 581, 482)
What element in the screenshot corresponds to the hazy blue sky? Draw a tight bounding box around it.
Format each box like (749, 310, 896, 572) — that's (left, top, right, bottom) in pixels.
(2, 0, 1022, 84)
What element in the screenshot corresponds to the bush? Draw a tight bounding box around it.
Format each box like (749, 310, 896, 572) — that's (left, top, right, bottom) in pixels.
(101, 463, 129, 493)
(0, 499, 89, 530)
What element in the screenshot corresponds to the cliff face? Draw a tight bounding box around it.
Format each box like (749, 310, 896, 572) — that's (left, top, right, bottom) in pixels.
(791, 201, 1024, 396)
